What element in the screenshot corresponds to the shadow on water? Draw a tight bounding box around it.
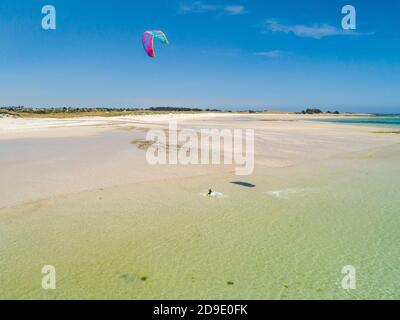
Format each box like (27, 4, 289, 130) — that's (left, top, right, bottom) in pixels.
(230, 181, 256, 188)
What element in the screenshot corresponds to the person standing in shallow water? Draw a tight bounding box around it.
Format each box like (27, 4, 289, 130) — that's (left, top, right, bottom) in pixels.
(207, 189, 223, 198)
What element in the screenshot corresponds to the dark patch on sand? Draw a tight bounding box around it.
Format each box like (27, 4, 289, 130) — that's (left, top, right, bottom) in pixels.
(120, 273, 148, 283)
(131, 139, 154, 151)
(131, 138, 184, 152)
(371, 131, 400, 134)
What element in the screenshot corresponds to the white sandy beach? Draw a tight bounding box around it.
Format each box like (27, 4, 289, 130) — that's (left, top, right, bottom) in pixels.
(1, 113, 397, 209)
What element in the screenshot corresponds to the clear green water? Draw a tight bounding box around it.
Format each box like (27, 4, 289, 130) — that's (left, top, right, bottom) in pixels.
(1, 143, 400, 299)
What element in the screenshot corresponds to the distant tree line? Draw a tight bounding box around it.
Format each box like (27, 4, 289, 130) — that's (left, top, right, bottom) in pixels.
(148, 107, 220, 112)
(297, 108, 340, 114)
(1, 106, 342, 115)
(0, 106, 222, 114)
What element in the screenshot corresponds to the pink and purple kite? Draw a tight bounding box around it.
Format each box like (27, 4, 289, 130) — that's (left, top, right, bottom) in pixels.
(142, 30, 169, 58)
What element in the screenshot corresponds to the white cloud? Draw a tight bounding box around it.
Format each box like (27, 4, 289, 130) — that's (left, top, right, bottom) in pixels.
(224, 5, 245, 15)
(179, 2, 246, 15)
(264, 19, 369, 39)
(254, 50, 286, 58)
(179, 1, 217, 14)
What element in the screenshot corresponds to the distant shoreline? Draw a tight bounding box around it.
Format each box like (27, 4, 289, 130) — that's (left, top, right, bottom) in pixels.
(0, 106, 375, 119)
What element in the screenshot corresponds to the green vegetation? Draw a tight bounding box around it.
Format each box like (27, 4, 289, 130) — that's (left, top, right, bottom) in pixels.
(299, 108, 322, 114)
(0, 106, 221, 118)
(297, 108, 340, 115)
(0, 110, 21, 118)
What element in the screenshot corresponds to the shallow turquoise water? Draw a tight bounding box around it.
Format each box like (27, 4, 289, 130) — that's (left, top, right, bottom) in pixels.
(1, 143, 400, 299)
(313, 117, 400, 128)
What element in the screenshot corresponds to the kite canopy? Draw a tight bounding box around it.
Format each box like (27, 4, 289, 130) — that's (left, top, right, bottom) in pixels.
(142, 30, 169, 58)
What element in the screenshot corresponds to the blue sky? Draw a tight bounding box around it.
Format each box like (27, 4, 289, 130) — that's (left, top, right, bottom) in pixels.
(0, 0, 399, 113)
